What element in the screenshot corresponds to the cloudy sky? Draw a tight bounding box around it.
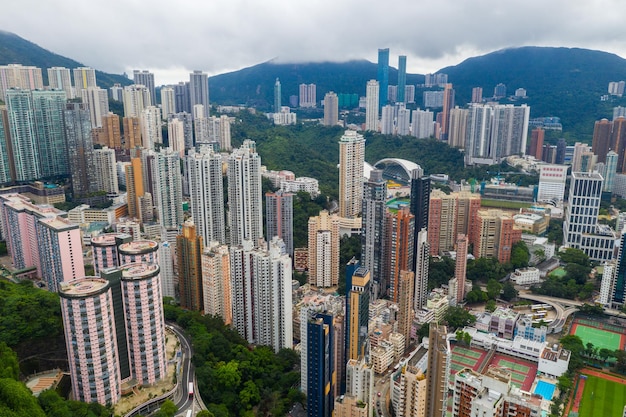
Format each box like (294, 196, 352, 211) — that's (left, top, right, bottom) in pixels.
(2, 0, 626, 85)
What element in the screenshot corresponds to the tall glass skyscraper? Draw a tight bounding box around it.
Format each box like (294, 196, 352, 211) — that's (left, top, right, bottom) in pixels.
(377, 48, 389, 108)
(397, 55, 407, 103)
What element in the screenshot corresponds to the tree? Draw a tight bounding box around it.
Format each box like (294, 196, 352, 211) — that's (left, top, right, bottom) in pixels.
(155, 400, 178, 417)
(196, 411, 215, 417)
(557, 375, 573, 393)
(501, 282, 518, 301)
(510, 241, 530, 269)
(560, 335, 585, 371)
(565, 263, 592, 285)
(239, 380, 261, 410)
(487, 279, 503, 300)
(0, 378, 46, 417)
(0, 343, 19, 380)
(485, 299, 497, 312)
(444, 306, 476, 330)
(559, 248, 590, 267)
(37, 390, 71, 417)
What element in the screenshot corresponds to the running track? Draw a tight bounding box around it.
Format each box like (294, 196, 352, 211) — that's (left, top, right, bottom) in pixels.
(581, 368, 626, 384)
(565, 368, 626, 415)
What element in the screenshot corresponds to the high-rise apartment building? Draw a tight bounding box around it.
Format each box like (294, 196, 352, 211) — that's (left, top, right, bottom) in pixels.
(473, 210, 523, 263)
(47, 67, 74, 99)
(346, 266, 370, 361)
(174, 82, 191, 114)
(90, 233, 131, 274)
(365, 80, 379, 131)
(0, 109, 12, 184)
(122, 117, 141, 150)
(0, 64, 43, 99)
(189, 70, 209, 118)
(158, 240, 176, 298)
(413, 228, 429, 311)
(308, 210, 340, 287)
(266, 190, 294, 256)
(118, 240, 159, 265)
(395, 364, 427, 417)
(440, 83, 455, 141)
(153, 147, 183, 229)
(168, 118, 185, 157)
(397, 270, 414, 348)
(299, 83, 317, 108)
(187, 148, 225, 245)
(169, 112, 193, 151)
(201, 241, 231, 324)
(227, 140, 263, 246)
(119, 263, 167, 385)
(72, 67, 97, 93)
(411, 109, 434, 139)
(160, 87, 176, 119)
(125, 157, 144, 220)
(471, 87, 483, 103)
(528, 128, 545, 160)
(80, 87, 109, 129)
(93, 146, 119, 194)
(361, 170, 387, 297)
(426, 324, 450, 417)
(338, 130, 365, 218)
(133, 70, 156, 106)
(31, 89, 68, 178)
(604, 150, 618, 192)
(307, 312, 335, 417)
(397, 105, 411, 136)
(230, 237, 293, 351)
(380, 104, 395, 135)
(448, 107, 468, 148)
(123, 84, 151, 118)
(428, 190, 481, 255)
(141, 106, 162, 150)
(177, 222, 204, 311)
(5, 89, 40, 181)
(377, 48, 389, 107)
(65, 102, 96, 198)
(454, 234, 468, 302)
(94, 113, 121, 148)
(383, 207, 415, 302)
(60, 278, 121, 405)
(323, 91, 339, 126)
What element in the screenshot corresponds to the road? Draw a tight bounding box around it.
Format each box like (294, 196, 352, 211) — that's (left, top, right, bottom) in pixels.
(373, 371, 391, 417)
(167, 323, 197, 415)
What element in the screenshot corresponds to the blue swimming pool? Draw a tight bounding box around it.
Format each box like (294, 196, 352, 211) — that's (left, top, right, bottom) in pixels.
(534, 380, 556, 400)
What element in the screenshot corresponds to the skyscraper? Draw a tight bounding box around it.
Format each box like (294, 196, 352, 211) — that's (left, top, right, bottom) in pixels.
(80, 87, 109, 129)
(397, 270, 414, 349)
(440, 83, 455, 141)
(346, 266, 370, 361)
(411, 109, 435, 139)
(141, 106, 162, 150)
(153, 147, 184, 229)
(307, 312, 335, 417)
(383, 207, 414, 302)
(60, 278, 121, 405)
(123, 84, 151, 118)
(397, 55, 407, 103)
(299, 83, 317, 108)
(426, 324, 450, 417)
(189, 70, 209, 118)
(227, 140, 263, 246)
(201, 241, 231, 324)
(413, 228, 429, 311)
(529, 127, 545, 160)
(380, 104, 394, 135)
(160, 87, 176, 119)
(308, 210, 340, 287)
(323, 91, 339, 126)
(0, 109, 12, 184)
(133, 70, 156, 106)
(64, 102, 96, 198)
(187, 148, 226, 245)
(377, 48, 389, 107)
(177, 222, 204, 311)
(0, 64, 43, 99)
(409, 167, 430, 235)
(339, 130, 365, 218)
(604, 150, 618, 192)
(266, 190, 294, 256)
(274, 78, 281, 112)
(5, 89, 40, 182)
(454, 234, 468, 302)
(93, 146, 119, 194)
(473, 210, 522, 263)
(365, 80, 379, 131)
(32, 89, 68, 178)
(471, 87, 483, 103)
(125, 157, 144, 220)
(361, 169, 387, 298)
(47, 67, 74, 99)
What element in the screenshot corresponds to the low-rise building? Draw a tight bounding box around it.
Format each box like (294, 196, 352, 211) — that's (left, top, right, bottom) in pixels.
(510, 267, 541, 285)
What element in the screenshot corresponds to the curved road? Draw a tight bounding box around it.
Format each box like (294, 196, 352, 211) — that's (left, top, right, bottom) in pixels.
(166, 323, 197, 415)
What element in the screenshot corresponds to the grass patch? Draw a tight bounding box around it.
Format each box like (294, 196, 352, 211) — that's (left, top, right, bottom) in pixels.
(480, 199, 532, 209)
(579, 375, 626, 416)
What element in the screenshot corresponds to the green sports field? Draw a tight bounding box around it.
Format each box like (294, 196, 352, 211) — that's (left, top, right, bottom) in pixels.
(578, 375, 626, 416)
(573, 323, 625, 351)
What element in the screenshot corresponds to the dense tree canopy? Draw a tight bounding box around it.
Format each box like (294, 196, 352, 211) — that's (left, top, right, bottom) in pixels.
(444, 306, 477, 330)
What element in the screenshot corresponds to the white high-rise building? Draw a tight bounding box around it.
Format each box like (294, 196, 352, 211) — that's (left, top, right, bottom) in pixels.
(230, 237, 293, 351)
(168, 118, 185, 157)
(345, 358, 374, 403)
(299, 83, 317, 108)
(0, 64, 43, 99)
(72, 67, 97, 93)
(323, 91, 339, 126)
(308, 210, 340, 287)
(81, 87, 109, 128)
(447, 107, 469, 148)
(599, 261, 616, 306)
(158, 241, 176, 298)
(123, 84, 151, 118)
(339, 130, 366, 218)
(397, 105, 411, 136)
(381, 105, 395, 135)
(365, 80, 379, 131)
(153, 147, 183, 229)
(47, 67, 74, 99)
(227, 140, 263, 246)
(411, 109, 434, 139)
(141, 106, 162, 150)
(133, 70, 156, 105)
(537, 165, 568, 203)
(187, 148, 225, 245)
(563, 172, 616, 261)
(160, 87, 176, 119)
(93, 146, 119, 194)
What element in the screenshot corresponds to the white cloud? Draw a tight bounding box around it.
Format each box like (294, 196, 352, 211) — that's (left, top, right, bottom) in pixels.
(2, 0, 626, 85)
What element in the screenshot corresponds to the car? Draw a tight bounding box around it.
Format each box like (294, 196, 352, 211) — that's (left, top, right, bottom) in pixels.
(377, 392, 381, 397)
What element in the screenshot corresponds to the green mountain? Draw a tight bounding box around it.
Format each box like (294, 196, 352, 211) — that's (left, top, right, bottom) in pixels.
(0, 30, 131, 90)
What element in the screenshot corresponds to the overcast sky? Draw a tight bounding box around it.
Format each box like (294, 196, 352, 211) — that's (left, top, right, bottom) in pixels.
(2, 0, 626, 85)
